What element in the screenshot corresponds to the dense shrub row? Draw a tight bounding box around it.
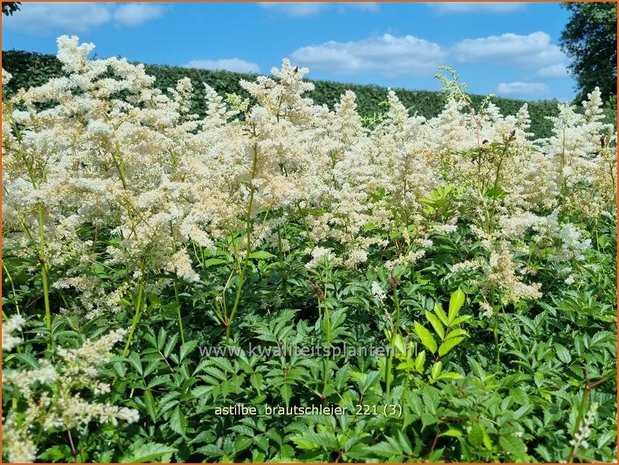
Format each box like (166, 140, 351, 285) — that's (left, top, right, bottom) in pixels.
(3, 50, 615, 139)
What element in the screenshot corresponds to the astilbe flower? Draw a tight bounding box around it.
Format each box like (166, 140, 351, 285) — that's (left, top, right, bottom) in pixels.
(2, 35, 616, 322)
(2, 326, 139, 463)
(2, 314, 25, 352)
(570, 402, 599, 451)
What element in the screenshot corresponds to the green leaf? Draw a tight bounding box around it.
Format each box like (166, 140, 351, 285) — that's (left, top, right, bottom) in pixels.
(248, 251, 276, 260)
(392, 333, 406, 355)
(367, 439, 403, 457)
(535, 445, 552, 461)
(119, 441, 177, 463)
(415, 350, 426, 373)
(555, 343, 572, 364)
(422, 385, 440, 415)
(438, 337, 465, 357)
(430, 361, 442, 382)
(425, 311, 445, 339)
(597, 430, 616, 449)
(448, 314, 472, 326)
(448, 289, 465, 323)
(280, 383, 292, 406)
(437, 371, 463, 380)
(144, 389, 158, 422)
(202, 258, 228, 268)
(396, 429, 413, 455)
(39, 445, 72, 462)
(180, 340, 198, 361)
(499, 435, 527, 459)
(482, 426, 493, 450)
(468, 423, 483, 447)
(170, 405, 187, 437)
(433, 303, 449, 326)
(414, 322, 437, 354)
(421, 412, 438, 429)
(485, 185, 508, 200)
(440, 428, 462, 438)
(407, 393, 424, 416)
(445, 328, 468, 340)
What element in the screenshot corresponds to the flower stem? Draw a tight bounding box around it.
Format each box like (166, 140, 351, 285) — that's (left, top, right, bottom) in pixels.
(173, 279, 185, 345)
(37, 205, 52, 331)
(123, 266, 145, 357)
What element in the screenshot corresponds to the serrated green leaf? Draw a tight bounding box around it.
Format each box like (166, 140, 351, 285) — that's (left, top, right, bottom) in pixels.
(555, 343, 572, 364)
(280, 383, 292, 406)
(367, 439, 402, 457)
(415, 350, 426, 373)
(448, 289, 465, 323)
(445, 328, 468, 340)
(414, 322, 437, 353)
(437, 371, 463, 380)
(180, 340, 198, 361)
(499, 435, 527, 459)
(450, 314, 472, 326)
(248, 250, 276, 260)
(144, 389, 157, 422)
(430, 361, 442, 382)
(119, 441, 177, 463)
(202, 258, 228, 268)
(169, 405, 187, 437)
(425, 311, 445, 339)
(440, 428, 462, 438)
(396, 429, 413, 455)
(468, 423, 483, 447)
(438, 337, 465, 357)
(434, 303, 449, 326)
(535, 444, 552, 461)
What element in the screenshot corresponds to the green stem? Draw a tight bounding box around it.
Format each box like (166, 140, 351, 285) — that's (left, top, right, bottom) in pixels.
(173, 279, 185, 345)
(567, 389, 591, 463)
(3, 264, 21, 316)
(277, 228, 288, 309)
(386, 289, 401, 396)
(123, 274, 145, 357)
(322, 282, 331, 395)
(37, 205, 52, 331)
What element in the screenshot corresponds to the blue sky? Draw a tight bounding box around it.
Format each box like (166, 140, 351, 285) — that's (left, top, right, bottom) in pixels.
(2, 2, 580, 101)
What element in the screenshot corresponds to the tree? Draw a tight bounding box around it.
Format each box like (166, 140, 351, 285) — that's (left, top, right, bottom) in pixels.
(560, 2, 617, 106)
(2, 2, 20, 16)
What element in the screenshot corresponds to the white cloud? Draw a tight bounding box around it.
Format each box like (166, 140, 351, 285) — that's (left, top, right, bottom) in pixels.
(258, 2, 379, 17)
(5, 3, 111, 33)
(113, 4, 165, 27)
(496, 81, 550, 96)
(538, 63, 569, 78)
(185, 58, 260, 74)
(4, 2, 164, 34)
(428, 2, 526, 13)
(291, 34, 447, 76)
(453, 32, 566, 68)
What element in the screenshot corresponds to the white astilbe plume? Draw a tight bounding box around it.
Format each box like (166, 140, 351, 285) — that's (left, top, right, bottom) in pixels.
(2, 36, 616, 322)
(2, 314, 26, 352)
(2, 327, 138, 463)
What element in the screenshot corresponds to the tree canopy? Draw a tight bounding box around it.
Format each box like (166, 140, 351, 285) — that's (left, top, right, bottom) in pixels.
(2, 2, 20, 16)
(560, 2, 617, 106)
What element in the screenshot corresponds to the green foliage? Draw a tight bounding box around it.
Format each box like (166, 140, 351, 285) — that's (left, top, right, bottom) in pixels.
(560, 2, 617, 106)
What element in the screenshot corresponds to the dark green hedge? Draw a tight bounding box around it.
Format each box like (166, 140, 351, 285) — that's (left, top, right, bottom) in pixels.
(2, 50, 615, 138)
